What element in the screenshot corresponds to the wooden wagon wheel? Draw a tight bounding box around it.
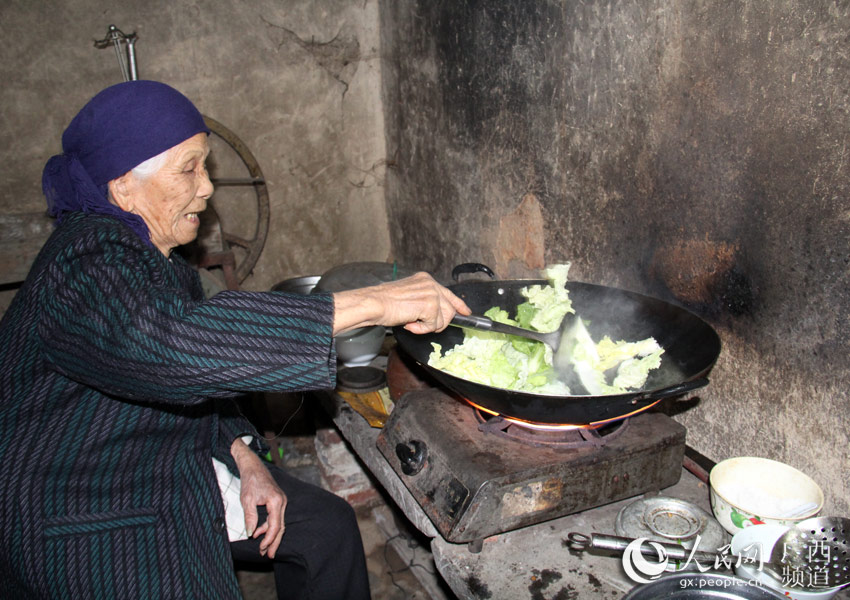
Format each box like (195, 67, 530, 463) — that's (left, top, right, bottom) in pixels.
(194, 115, 271, 288)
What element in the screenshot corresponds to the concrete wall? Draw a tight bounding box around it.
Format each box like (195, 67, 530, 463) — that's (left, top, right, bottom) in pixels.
(381, 1, 849, 515)
(0, 0, 391, 298)
(2, 0, 847, 519)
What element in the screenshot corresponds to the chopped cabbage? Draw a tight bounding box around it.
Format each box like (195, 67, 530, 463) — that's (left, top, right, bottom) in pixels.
(427, 264, 665, 396)
(519, 263, 573, 332)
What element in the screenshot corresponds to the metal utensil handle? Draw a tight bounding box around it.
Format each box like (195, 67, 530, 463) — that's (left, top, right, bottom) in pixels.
(567, 532, 721, 564)
(94, 24, 139, 82)
(451, 314, 551, 346)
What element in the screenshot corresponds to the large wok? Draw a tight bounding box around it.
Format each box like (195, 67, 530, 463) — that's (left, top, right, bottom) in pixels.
(393, 276, 721, 425)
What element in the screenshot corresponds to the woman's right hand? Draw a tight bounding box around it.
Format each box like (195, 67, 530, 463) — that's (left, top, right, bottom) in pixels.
(332, 272, 470, 336)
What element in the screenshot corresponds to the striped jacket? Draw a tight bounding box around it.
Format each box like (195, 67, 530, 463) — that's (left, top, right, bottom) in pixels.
(0, 212, 336, 599)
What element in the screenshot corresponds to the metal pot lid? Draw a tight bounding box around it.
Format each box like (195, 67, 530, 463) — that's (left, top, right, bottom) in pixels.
(337, 366, 386, 393)
(615, 495, 728, 551)
(315, 261, 415, 293)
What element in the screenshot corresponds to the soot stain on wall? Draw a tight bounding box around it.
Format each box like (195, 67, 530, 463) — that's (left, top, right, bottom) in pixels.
(381, 0, 850, 515)
(388, 0, 850, 364)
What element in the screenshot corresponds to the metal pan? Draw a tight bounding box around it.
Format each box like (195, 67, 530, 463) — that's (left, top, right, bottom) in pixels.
(393, 278, 721, 424)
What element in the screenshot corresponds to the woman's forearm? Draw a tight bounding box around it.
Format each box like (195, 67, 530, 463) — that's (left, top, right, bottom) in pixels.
(331, 272, 470, 336)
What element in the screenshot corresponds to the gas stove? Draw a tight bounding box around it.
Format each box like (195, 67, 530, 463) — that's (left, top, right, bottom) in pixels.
(375, 350, 687, 544)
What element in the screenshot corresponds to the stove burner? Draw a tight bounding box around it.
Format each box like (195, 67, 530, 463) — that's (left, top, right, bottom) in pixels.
(376, 388, 687, 543)
(473, 409, 630, 448)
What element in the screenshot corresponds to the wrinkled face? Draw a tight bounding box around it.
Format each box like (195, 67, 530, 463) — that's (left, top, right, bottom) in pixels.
(112, 133, 213, 256)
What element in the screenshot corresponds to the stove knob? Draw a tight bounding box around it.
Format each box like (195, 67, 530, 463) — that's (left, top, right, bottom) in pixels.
(395, 440, 427, 476)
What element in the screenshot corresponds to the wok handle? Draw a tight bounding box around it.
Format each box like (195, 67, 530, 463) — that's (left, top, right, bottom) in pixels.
(637, 378, 709, 402)
(451, 263, 497, 282)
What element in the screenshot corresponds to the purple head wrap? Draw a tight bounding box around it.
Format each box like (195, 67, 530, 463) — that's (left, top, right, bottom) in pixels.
(42, 80, 210, 242)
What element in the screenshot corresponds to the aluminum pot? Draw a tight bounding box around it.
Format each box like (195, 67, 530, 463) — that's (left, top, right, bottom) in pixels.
(271, 275, 320, 295)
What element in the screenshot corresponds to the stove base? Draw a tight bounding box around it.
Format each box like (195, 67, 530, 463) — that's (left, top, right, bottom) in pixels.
(377, 389, 686, 543)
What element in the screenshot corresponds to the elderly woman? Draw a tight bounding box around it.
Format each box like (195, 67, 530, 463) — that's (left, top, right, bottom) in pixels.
(0, 81, 468, 600)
